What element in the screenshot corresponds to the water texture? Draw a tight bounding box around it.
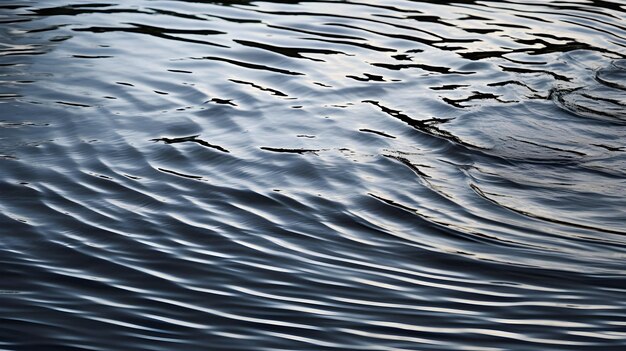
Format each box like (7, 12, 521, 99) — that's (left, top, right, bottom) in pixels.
(1, 1, 625, 350)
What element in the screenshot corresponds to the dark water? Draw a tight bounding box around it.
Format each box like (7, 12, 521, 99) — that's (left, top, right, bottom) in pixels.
(1, 0, 626, 349)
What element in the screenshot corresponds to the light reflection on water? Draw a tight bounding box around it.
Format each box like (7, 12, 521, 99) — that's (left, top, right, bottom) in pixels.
(1, 1, 625, 350)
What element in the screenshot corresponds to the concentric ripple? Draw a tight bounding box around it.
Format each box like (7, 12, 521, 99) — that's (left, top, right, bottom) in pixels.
(1, 1, 626, 350)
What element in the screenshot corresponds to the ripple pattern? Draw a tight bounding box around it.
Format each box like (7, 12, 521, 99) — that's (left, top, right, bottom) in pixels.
(1, 1, 626, 350)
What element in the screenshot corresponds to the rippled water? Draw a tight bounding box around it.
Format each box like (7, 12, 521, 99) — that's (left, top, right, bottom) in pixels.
(1, 0, 626, 350)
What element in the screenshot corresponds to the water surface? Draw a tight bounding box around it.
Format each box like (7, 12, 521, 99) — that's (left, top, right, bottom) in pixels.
(1, 1, 626, 350)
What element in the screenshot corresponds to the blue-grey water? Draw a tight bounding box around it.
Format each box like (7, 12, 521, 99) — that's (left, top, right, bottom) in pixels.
(1, 1, 626, 350)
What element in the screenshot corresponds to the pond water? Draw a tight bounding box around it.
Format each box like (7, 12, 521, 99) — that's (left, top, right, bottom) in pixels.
(1, 1, 625, 350)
